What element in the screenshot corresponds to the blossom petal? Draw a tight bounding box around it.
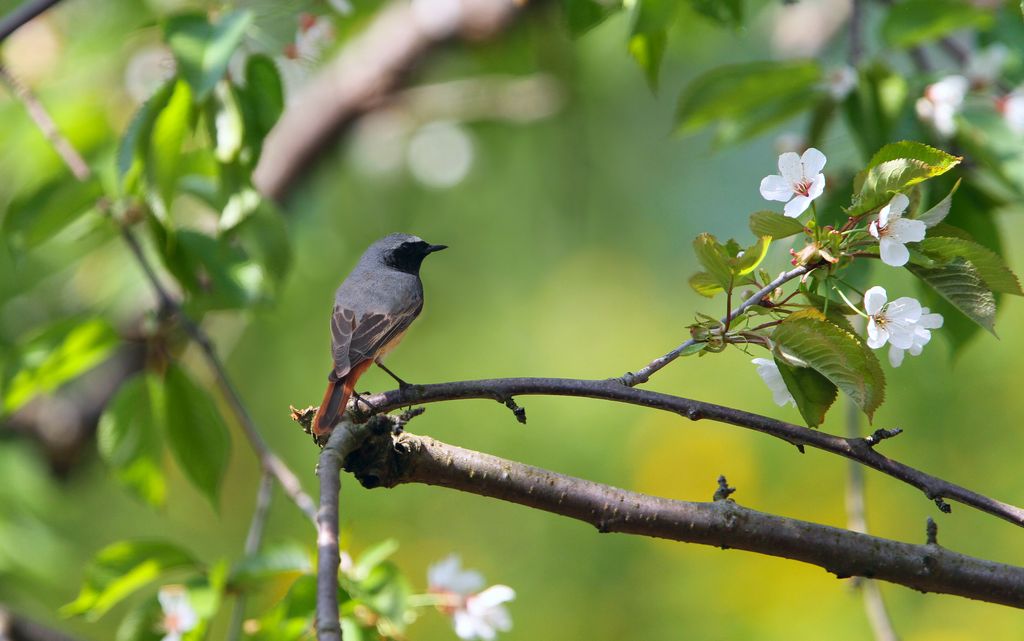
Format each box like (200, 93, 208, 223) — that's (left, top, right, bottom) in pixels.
(429, 556, 485, 595)
(888, 217, 926, 244)
(886, 297, 923, 323)
(801, 147, 827, 176)
(777, 151, 802, 183)
(759, 174, 794, 201)
(868, 220, 880, 240)
(887, 193, 910, 217)
(888, 346, 906, 368)
(879, 237, 910, 266)
(806, 172, 825, 199)
(473, 585, 516, 609)
(783, 194, 811, 217)
(919, 311, 944, 329)
(752, 358, 795, 407)
(863, 286, 887, 315)
(866, 318, 888, 349)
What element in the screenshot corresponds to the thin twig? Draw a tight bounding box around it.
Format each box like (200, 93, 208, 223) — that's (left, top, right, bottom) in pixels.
(354, 377, 1024, 528)
(0, 64, 90, 180)
(0, 0, 63, 43)
(227, 470, 275, 641)
(120, 228, 319, 525)
(341, 429, 1024, 608)
(849, 0, 864, 66)
(844, 351, 901, 641)
(1, 58, 319, 527)
(620, 263, 817, 386)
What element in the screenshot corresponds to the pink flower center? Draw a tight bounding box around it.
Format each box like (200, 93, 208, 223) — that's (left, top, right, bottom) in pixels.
(792, 178, 813, 197)
(163, 613, 182, 633)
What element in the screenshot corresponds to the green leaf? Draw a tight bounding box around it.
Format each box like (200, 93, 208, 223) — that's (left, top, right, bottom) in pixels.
(689, 271, 723, 297)
(353, 539, 399, 580)
(560, 0, 617, 36)
(2, 176, 103, 249)
(239, 54, 284, 162)
(212, 81, 244, 163)
(160, 364, 231, 507)
(771, 310, 885, 420)
(749, 210, 805, 239)
(164, 10, 254, 100)
(61, 540, 200, 620)
(915, 179, 960, 228)
(118, 81, 176, 191)
(918, 236, 1022, 295)
(4, 318, 119, 414)
(731, 236, 771, 276)
(692, 233, 733, 289)
(850, 142, 961, 215)
(689, 0, 743, 27)
(147, 79, 195, 213)
(97, 375, 166, 507)
(908, 258, 997, 334)
(629, 0, 676, 91)
(231, 201, 292, 284)
(773, 357, 837, 428)
(157, 229, 265, 311)
(882, 0, 993, 48)
(230, 543, 312, 592)
(675, 60, 822, 134)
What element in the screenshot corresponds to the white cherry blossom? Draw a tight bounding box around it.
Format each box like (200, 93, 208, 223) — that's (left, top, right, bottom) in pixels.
(428, 556, 515, 641)
(863, 286, 922, 351)
(759, 148, 827, 218)
(825, 65, 857, 100)
(868, 193, 925, 267)
(888, 307, 943, 367)
(751, 358, 796, 408)
(157, 586, 198, 641)
(915, 75, 968, 137)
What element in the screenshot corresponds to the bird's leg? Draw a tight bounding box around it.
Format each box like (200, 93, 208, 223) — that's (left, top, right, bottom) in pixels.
(375, 359, 411, 389)
(351, 390, 377, 413)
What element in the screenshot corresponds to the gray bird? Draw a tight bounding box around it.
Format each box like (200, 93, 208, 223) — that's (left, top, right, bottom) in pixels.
(314, 233, 447, 440)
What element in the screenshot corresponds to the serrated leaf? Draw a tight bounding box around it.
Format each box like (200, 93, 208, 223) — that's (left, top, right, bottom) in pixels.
(749, 210, 805, 239)
(560, 0, 617, 36)
(157, 229, 264, 311)
(164, 10, 254, 100)
(882, 0, 993, 48)
(916, 179, 960, 228)
(118, 81, 176, 190)
(693, 233, 733, 289)
(61, 540, 200, 620)
(908, 258, 997, 334)
(689, 271, 723, 297)
(771, 310, 885, 420)
(629, 0, 676, 91)
(97, 375, 166, 507)
(918, 236, 1022, 295)
(4, 318, 119, 414)
(850, 142, 961, 215)
(690, 0, 743, 27)
(161, 364, 230, 507)
(774, 357, 837, 428)
(675, 60, 822, 134)
(731, 236, 771, 276)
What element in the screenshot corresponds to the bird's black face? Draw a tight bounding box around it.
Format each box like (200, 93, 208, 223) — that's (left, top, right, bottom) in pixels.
(385, 239, 447, 274)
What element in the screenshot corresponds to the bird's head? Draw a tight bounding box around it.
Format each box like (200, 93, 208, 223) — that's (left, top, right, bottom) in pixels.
(371, 233, 447, 274)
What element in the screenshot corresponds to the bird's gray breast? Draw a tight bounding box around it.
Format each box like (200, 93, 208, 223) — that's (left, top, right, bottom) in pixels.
(335, 266, 423, 313)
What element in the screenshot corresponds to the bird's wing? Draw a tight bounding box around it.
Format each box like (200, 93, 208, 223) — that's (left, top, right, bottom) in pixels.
(330, 298, 422, 379)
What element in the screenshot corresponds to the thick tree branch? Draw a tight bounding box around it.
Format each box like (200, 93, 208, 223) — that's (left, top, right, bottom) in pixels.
(0, 0, 63, 43)
(620, 264, 816, 386)
(351, 377, 1024, 528)
(253, 0, 530, 202)
(0, 607, 87, 641)
(336, 427, 1024, 609)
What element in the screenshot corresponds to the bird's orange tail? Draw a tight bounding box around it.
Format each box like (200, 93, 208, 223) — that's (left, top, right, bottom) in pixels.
(313, 360, 374, 440)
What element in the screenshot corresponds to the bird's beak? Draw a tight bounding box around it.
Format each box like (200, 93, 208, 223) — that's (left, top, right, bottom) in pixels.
(426, 244, 448, 253)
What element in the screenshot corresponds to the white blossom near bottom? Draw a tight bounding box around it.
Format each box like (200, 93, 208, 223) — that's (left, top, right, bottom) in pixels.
(428, 555, 515, 641)
(157, 586, 198, 641)
(752, 358, 796, 407)
(888, 307, 943, 367)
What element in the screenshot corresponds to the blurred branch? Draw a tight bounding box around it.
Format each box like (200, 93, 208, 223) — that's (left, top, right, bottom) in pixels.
(845, 369, 900, 641)
(253, 0, 533, 202)
(0, 60, 318, 525)
(848, 0, 864, 66)
(0, 607, 87, 641)
(0, 0, 63, 43)
(337, 427, 1024, 609)
(347, 377, 1024, 528)
(619, 263, 818, 386)
(315, 418, 367, 641)
(227, 470, 275, 641)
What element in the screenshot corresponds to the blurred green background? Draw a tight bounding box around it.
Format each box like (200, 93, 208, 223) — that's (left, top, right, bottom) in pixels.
(2, 0, 1023, 639)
